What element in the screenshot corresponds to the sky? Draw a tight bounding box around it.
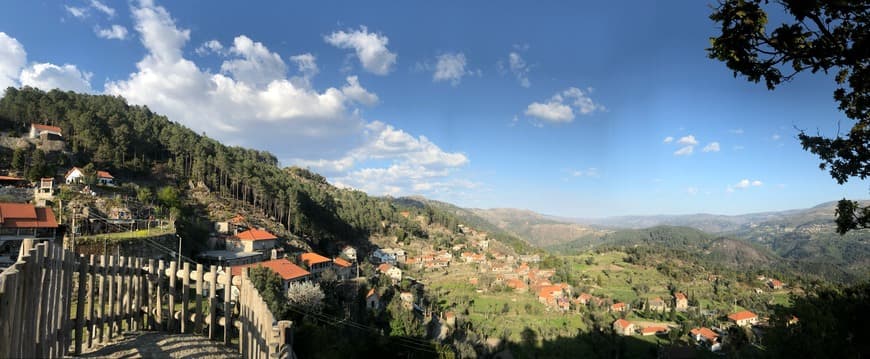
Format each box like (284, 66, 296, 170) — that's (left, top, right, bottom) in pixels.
(0, 0, 867, 217)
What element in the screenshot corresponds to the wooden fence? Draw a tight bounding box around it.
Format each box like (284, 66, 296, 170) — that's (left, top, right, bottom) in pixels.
(0, 239, 294, 358)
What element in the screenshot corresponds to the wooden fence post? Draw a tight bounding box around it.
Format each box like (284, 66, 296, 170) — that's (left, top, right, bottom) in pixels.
(208, 265, 217, 340)
(223, 269, 232, 346)
(75, 254, 88, 355)
(181, 262, 190, 333)
(167, 261, 177, 332)
(97, 254, 106, 343)
(87, 254, 96, 349)
(194, 263, 204, 334)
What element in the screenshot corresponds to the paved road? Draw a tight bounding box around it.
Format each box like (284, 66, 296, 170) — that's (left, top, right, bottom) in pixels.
(76, 331, 240, 359)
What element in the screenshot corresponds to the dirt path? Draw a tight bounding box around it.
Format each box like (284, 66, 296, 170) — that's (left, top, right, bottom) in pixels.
(75, 331, 240, 359)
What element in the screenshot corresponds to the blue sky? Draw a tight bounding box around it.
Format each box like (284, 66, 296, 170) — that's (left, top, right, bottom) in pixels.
(0, 0, 866, 217)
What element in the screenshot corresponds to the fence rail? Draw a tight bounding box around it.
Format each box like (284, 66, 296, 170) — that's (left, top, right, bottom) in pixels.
(0, 239, 293, 358)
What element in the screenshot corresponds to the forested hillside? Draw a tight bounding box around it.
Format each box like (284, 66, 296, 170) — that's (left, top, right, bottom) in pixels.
(0, 87, 513, 254)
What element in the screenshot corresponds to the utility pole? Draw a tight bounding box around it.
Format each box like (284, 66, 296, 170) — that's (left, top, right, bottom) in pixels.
(177, 234, 183, 267)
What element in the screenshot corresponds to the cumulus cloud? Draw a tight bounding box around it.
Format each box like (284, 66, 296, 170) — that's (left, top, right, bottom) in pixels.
(771, 133, 781, 140)
(290, 53, 318, 77)
(569, 168, 599, 177)
(0, 32, 92, 93)
(20, 63, 92, 93)
(324, 26, 396, 75)
(674, 145, 694, 156)
(524, 87, 604, 123)
(687, 187, 698, 195)
(102, 1, 466, 199)
(0, 32, 26, 89)
(432, 52, 471, 86)
(702, 142, 720, 152)
(663, 136, 674, 143)
(677, 135, 698, 146)
(727, 178, 763, 192)
(95, 25, 128, 40)
(195, 39, 224, 56)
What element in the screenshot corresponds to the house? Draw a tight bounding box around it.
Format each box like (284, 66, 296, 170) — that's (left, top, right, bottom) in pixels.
(674, 292, 688, 311)
(768, 279, 783, 290)
(647, 297, 667, 312)
(226, 228, 277, 254)
(641, 326, 669, 336)
(333, 257, 354, 280)
(33, 178, 55, 206)
(64, 167, 115, 185)
(30, 123, 62, 139)
(0, 203, 58, 241)
(231, 258, 310, 291)
(371, 248, 397, 264)
(366, 288, 380, 310)
(341, 245, 357, 261)
(96, 171, 115, 186)
(0, 203, 58, 265)
(610, 302, 627, 313)
(506, 278, 527, 293)
(377, 263, 402, 282)
(215, 214, 246, 234)
(519, 254, 541, 263)
(613, 319, 635, 336)
(537, 284, 570, 307)
(690, 327, 721, 352)
(300, 252, 333, 279)
(728, 310, 758, 327)
(443, 312, 456, 327)
(577, 292, 593, 305)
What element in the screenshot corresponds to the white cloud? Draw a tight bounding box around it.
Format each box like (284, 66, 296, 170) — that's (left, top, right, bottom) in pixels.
(771, 133, 781, 140)
(89, 0, 115, 17)
(65, 6, 88, 18)
(702, 142, 720, 152)
(727, 178, 763, 192)
(663, 136, 674, 143)
(104, 1, 467, 199)
(508, 51, 530, 87)
(0, 32, 26, 89)
(687, 187, 698, 195)
(290, 53, 318, 77)
(220, 35, 287, 88)
(524, 87, 603, 123)
(95, 25, 128, 40)
(0, 32, 92, 93)
(730, 128, 744, 135)
(20, 63, 92, 93)
(324, 26, 396, 75)
(433, 52, 470, 86)
(195, 39, 224, 56)
(674, 145, 694, 156)
(677, 135, 698, 146)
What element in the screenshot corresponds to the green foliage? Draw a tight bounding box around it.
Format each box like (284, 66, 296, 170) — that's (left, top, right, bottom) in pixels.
(387, 295, 424, 338)
(157, 186, 181, 209)
(247, 266, 290, 319)
(26, 149, 51, 181)
(708, 1, 870, 233)
(11, 147, 26, 172)
(767, 281, 870, 358)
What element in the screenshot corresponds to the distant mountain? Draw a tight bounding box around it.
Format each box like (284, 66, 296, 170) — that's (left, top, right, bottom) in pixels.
(466, 208, 611, 248)
(554, 200, 870, 234)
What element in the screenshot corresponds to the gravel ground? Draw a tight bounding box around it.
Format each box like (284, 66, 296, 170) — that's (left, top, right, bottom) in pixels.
(75, 331, 241, 359)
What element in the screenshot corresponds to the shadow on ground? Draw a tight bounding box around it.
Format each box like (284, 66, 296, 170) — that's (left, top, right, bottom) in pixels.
(78, 331, 240, 359)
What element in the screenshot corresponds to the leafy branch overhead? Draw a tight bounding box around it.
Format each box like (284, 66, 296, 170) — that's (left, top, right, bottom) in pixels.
(708, 0, 870, 233)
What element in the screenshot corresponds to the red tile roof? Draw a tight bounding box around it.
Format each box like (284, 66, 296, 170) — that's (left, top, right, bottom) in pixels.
(614, 319, 632, 329)
(96, 170, 114, 179)
(32, 123, 62, 134)
(233, 228, 277, 241)
(333, 258, 352, 267)
(728, 310, 758, 321)
(0, 175, 25, 181)
(231, 259, 309, 281)
(0, 203, 57, 228)
(675, 292, 687, 300)
(300, 252, 332, 266)
(611, 302, 626, 310)
(366, 288, 377, 298)
(691, 327, 719, 342)
(377, 263, 393, 273)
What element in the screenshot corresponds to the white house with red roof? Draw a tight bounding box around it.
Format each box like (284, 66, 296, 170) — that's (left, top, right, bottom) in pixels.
(227, 228, 278, 253)
(300, 252, 333, 279)
(690, 327, 722, 352)
(0, 203, 58, 265)
(30, 123, 62, 139)
(232, 258, 310, 291)
(728, 310, 758, 327)
(613, 319, 636, 336)
(377, 263, 402, 282)
(333, 257, 355, 280)
(64, 167, 115, 185)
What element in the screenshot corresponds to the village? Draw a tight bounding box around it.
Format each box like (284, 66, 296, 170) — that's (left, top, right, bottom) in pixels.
(1, 122, 806, 356)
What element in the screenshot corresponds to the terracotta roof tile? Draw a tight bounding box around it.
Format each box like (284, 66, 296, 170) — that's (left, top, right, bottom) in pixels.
(333, 258, 352, 267)
(300, 252, 332, 266)
(728, 310, 757, 321)
(233, 229, 277, 241)
(232, 259, 309, 281)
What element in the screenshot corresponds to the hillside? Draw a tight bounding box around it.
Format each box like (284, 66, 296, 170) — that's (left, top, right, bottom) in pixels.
(0, 88, 530, 259)
(468, 208, 611, 248)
